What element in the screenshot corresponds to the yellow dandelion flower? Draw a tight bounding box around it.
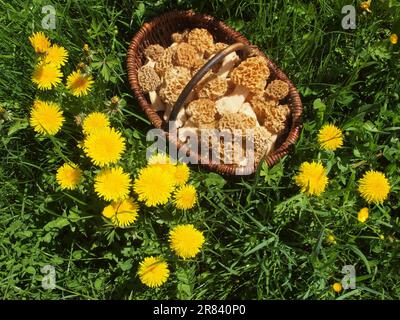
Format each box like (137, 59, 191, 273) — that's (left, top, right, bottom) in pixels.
(332, 282, 342, 293)
(358, 170, 390, 204)
(29, 31, 51, 53)
(138, 256, 169, 288)
(148, 153, 177, 178)
(133, 166, 175, 207)
(32, 62, 62, 90)
(56, 163, 82, 190)
(174, 185, 196, 210)
(295, 161, 329, 196)
(390, 34, 398, 45)
(357, 207, 369, 223)
(148, 153, 173, 165)
(82, 112, 110, 135)
(83, 127, 125, 167)
(326, 234, 336, 245)
(360, 0, 371, 12)
(318, 124, 344, 151)
(77, 140, 85, 149)
(102, 198, 139, 228)
(174, 163, 190, 186)
(169, 224, 205, 259)
(66, 70, 94, 97)
(44, 44, 68, 67)
(30, 100, 64, 135)
(94, 167, 131, 201)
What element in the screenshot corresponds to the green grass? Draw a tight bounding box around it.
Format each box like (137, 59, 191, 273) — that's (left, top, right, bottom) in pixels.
(1, 0, 400, 299)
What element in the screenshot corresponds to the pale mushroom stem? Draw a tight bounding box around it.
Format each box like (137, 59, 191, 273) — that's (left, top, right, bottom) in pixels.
(142, 59, 165, 112)
(215, 85, 249, 115)
(216, 52, 240, 79)
(149, 91, 165, 112)
(239, 102, 259, 126)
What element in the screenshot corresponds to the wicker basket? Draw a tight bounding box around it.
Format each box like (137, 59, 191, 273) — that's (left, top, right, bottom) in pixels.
(126, 10, 302, 176)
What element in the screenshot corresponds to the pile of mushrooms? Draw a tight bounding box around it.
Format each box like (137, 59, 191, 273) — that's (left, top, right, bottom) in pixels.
(138, 28, 291, 168)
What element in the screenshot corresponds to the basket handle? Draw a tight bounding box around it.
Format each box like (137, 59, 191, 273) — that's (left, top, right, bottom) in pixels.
(163, 42, 252, 131)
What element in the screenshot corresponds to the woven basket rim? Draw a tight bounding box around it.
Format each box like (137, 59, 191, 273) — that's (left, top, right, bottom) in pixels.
(126, 10, 303, 176)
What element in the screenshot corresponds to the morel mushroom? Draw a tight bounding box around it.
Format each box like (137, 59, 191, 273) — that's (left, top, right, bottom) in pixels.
(138, 64, 164, 112)
(249, 94, 278, 123)
(209, 42, 229, 55)
(218, 112, 257, 135)
(138, 65, 161, 93)
(265, 80, 289, 100)
(230, 56, 270, 94)
(159, 66, 192, 121)
(154, 45, 177, 77)
(173, 43, 199, 69)
(186, 99, 217, 126)
(171, 30, 189, 43)
(187, 28, 214, 55)
(263, 104, 291, 134)
(144, 44, 165, 63)
(215, 55, 270, 115)
(196, 75, 228, 101)
(245, 126, 274, 164)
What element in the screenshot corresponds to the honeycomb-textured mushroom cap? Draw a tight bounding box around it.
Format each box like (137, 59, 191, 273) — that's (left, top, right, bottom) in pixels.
(191, 57, 207, 73)
(198, 121, 218, 129)
(187, 28, 214, 54)
(138, 65, 161, 93)
(253, 126, 272, 149)
(209, 42, 229, 55)
(250, 94, 278, 122)
(159, 66, 191, 106)
(230, 56, 270, 93)
(186, 99, 217, 125)
(265, 80, 289, 100)
(171, 30, 189, 43)
(164, 66, 192, 83)
(144, 44, 165, 62)
(245, 126, 273, 164)
(218, 112, 257, 134)
(196, 75, 228, 100)
(154, 46, 176, 76)
(263, 104, 291, 134)
(173, 43, 198, 69)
